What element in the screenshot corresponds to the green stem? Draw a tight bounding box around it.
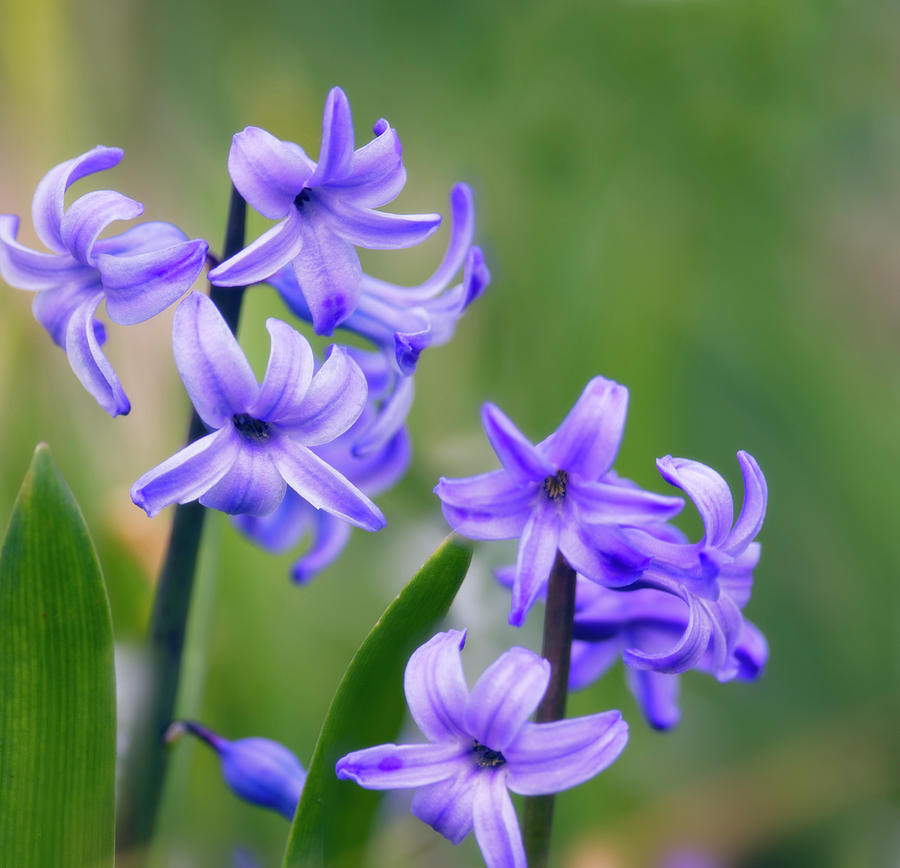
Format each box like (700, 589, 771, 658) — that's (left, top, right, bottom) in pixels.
(522, 550, 577, 868)
(115, 187, 247, 859)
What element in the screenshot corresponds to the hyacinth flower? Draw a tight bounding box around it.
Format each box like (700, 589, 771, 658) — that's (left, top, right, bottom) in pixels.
(234, 390, 411, 583)
(0, 145, 208, 416)
(166, 721, 305, 819)
(435, 376, 685, 626)
(617, 452, 768, 677)
(131, 291, 385, 531)
(208, 86, 441, 334)
(336, 630, 628, 868)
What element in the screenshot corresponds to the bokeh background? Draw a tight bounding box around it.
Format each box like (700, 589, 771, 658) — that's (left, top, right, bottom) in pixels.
(0, 0, 897, 865)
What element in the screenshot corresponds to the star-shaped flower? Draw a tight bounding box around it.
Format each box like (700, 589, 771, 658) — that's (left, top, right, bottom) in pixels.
(435, 377, 684, 626)
(208, 87, 441, 334)
(131, 291, 385, 531)
(0, 145, 208, 415)
(336, 630, 628, 868)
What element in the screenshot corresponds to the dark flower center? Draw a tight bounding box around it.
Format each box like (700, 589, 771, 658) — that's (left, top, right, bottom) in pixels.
(472, 740, 506, 769)
(542, 469, 568, 501)
(294, 188, 312, 210)
(232, 413, 271, 441)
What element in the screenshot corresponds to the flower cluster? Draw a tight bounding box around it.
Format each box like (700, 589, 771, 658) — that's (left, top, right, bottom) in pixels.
(0, 86, 487, 582)
(435, 378, 768, 725)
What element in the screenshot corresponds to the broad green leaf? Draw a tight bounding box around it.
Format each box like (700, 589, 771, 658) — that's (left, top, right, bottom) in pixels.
(282, 533, 473, 868)
(0, 444, 115, 867)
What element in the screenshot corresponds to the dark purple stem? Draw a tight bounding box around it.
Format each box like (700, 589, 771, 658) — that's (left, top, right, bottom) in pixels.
(522, 550, 577, 868)
(115, 186, 247, 860)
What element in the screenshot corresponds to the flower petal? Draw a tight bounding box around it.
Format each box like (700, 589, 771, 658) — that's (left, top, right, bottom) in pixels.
(172, 292, 259, 428)
(233, 489, 312, 553)
(325, 200, 441, 250)
(732, 619, 768, 680)
(0, 215, 85, 290)
(227, 126, 314, 219)
(351, 376, 414, 458)
(250, 318, 315, 422)
(93, 220, 188, 256)
(623, 592, 712, 674)
(343, 427, 411, 496)
(540, 377, 629, 480)
(464, 647, 550, 751)
(208, 211, 304, 287)
(291, 511, 353, 584)
(33, 282, 100, 347)
(481, 403, 554, 485)
(410, 767, 478, 845)
(569, 476, 683, 525)
(199, 444, 287, 516)
(98, 238, 208, 324)
(656, 456, 734, 547)
(335, 742, 466, 789)
(509, 499, 560, 627)
(292, 211, 362, 334)
(435, 471, 534, 541)
(131, 428, 241, 517)
(404, 630, 470, 743)
(32, 145, 123, 253)
(64, 292, 131, 416)
(278, 345, 366, 444)
(724, 451, 767, 555)
(323, 119, 405, 208)
(59, 190, 143, 265)
(558, 522, 648, 587)
(625, 667, 681, 731)
(309, 86, 355, 186)
(273, 438, 385, 531)
(568, 640, 620, 691)
(505, 711, 628, 795)
(362, 183, 475, 303)
(472, 772, 526, 868)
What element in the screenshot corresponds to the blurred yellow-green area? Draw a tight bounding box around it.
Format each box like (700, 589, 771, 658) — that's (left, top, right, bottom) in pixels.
(1, 0, 898, 866)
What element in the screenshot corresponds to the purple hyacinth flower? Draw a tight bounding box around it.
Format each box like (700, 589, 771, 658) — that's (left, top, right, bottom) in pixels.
(434, 377, 685, 626)
(234, 393, 411, 583)
(208, 87, 441, 334)
(336, 630, 628, 868)
(131, 291, 385, 531)
(167, 721, 305, 819)
(271, 182, 490, 377)
(617, 452, 768, 676)
(0, 146, 208, 416)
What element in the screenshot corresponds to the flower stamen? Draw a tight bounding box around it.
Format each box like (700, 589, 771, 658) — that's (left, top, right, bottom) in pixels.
(542, 469, 567, 501)
(232, 413, 271, 441)
(472, 739, 506, 769)
(294, 188, 312, 210)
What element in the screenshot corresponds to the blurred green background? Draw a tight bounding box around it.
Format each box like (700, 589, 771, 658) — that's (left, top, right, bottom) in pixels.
(0, 0, 897, 865)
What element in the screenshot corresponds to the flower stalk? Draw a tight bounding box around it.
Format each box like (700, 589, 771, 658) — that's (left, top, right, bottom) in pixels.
(522, 550, 578, 868)
(116, 187, 247, 858)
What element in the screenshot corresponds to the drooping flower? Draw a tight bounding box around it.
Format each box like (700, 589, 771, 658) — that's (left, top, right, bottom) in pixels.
(270, 182, 490, 377)
(131, 291, 385, 531)
(0, 146, 208, 416)
(434, 377, 684, 626)
(208, 87, 441, 335)
(166, 721, 305, 819)
(616, 452, 768, 677)
(336, 630, 628, 868)
(234, 384, 411, 583)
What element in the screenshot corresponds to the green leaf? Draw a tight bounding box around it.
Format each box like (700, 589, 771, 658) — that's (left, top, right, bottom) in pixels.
(282, 533, 473, 868)
(0, 444, 115, 867)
